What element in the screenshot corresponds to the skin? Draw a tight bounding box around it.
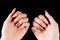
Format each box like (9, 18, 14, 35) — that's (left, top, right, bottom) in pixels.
(32, 11, 59, 40)
(0, 8, 59, 40)
(1, 8, 30, 40)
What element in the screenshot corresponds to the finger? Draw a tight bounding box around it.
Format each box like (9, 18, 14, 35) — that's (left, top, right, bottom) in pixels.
(13, 14, 27, 24)
(45, 10, 55, 24)
(9, 8, 16, 18)
(6, 8, 16, 22)
(12, 11, 22, 18)
(19, 22, 30, 29)
(31, 27, 41, 38)
(33, 21, 40, 27)
(33, 21, 45, 31)
(34, 17, 46, 28)
(18, 23, 30, 37)
(38, 15, 48, 24)
(12, 11, 20, 21)
(16, 18, 29, 27)
(13, 15, 20, 24)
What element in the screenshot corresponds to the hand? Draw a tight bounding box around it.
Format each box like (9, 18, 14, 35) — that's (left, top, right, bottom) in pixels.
(1, 8, 30, 40)
(32, 11, 59, 40)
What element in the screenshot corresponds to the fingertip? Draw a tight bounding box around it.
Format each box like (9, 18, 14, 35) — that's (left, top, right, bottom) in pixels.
(38, 15, 44, 21)
(12, 8, 16, 13)
(31, 27, 35, 30)
(34, 17, 38, 21)
(31, 27, 33, 30)
(33, 21, 34, 24)
(45, 10, 55, 24)
(45, 10, 48, 16)
(13, 8, 16, 10)
(23, 13, 27, 17)
(39, 14, 49, 24)
(45, 10, 51, 17)
(9, 8, 16, 17)
(28, 23, 30, 27)
(31, 27, 36, 33)
(38, 14, 43, 17)
(17, 11, 22, 14)
(26, 18, 29, 21)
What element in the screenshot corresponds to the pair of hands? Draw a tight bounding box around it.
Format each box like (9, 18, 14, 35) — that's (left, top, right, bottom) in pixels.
(1, 8, 59, 40)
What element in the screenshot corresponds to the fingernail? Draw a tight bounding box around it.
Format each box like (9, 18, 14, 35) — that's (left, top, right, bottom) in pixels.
(12, 8, 16, 12)
(45, 10, 49, 15)
(14, 8, 16, 10)
(24, 14, 27, 17)
(45, 10, 47, 14)
(12, 15, 16, 18)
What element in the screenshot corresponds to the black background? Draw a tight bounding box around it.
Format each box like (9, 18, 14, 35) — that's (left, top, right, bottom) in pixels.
(0, 0, 60, 40)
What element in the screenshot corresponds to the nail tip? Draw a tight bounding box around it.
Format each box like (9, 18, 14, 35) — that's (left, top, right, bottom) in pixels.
(45, 10, 47, 13)
(13, 8, 16, 10)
